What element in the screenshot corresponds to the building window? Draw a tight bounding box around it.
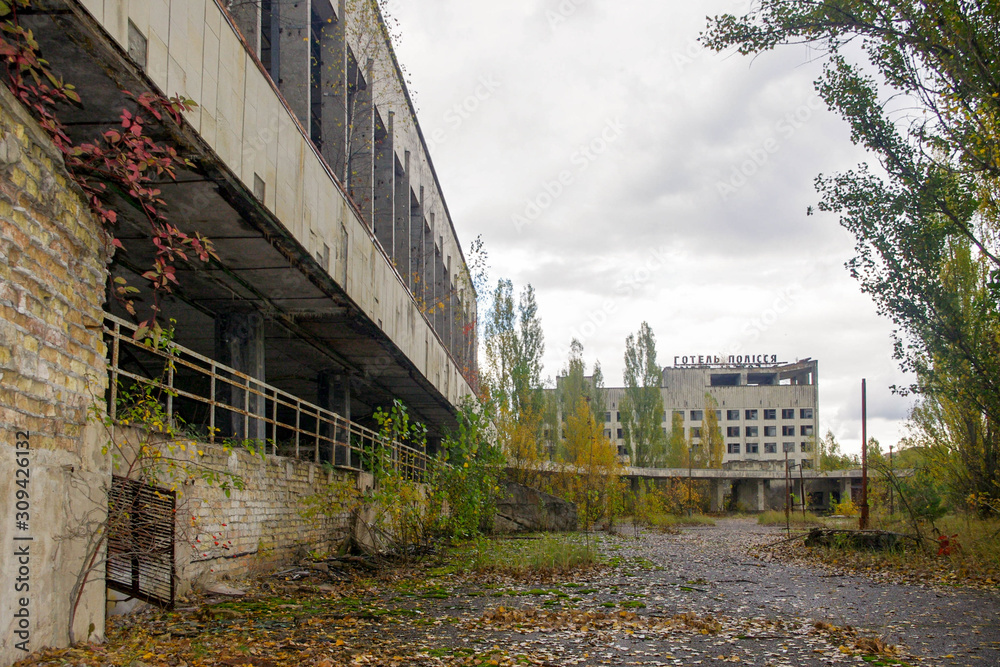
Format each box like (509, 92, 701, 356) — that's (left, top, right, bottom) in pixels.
(745, 426, 758, 437)
(781, 408, 795, 419)
(727, 442, 740, 454)
(800, 425, 814, 436)
(746, 442, 759, 454)
(605, 412, 611, 423)
(802, 459, 814, 469)
(800, 441, 810, 452)
(617, 428, 623, 439)
(662, 427, 667, 435)
(745, 409, 758, 420)
(715, 410, 722, 420)
(783, 442, 795, 453)
(617, 411, 621, 421)
(726, 426, 740, 437)
(800, 408, 814, 419)
(673, 410, 684, 421)
(604, 429, 612, 439)
(764, 442, 777, 453)
(763, 409, 776, 420)
(690, 409, 703, 421)
(764, 425, 777, 437)
(727, 409, 740, 420)
(691, 427, 702, 439)
(782, 425, 795, 436)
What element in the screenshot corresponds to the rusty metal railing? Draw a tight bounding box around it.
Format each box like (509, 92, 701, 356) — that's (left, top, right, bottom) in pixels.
(103, 313, 431, 482)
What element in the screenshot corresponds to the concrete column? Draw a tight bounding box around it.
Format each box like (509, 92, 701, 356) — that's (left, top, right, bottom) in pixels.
(422, 215, 435, 316)
(755, 479, 765, 512)
(410, 186, 425, 296)
(214, 309, 266, 442)
(227, 0, 260, 55)
(839, 478, 851, 506)
(278, 0, 311, 128)
(709, 479, 727, 512)
(319, 0, 348, 175)
(393, 152, 411, 273)
(317, 370, 351, 466)
(373, 111, 395, 252)
(349, 58, 375, 227)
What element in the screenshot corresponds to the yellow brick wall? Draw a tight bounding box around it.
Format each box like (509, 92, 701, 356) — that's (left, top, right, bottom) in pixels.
(0, 83, 111, 664)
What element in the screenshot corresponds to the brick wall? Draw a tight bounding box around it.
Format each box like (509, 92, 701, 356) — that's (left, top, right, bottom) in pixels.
(0, 84, 110, 663)
(170, 441, 363, 589)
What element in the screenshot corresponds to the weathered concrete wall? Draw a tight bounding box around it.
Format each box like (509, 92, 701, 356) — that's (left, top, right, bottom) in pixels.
(74, 0, 474, 407)
(494, 482, 578, 533)
(0, 84, 110, 664)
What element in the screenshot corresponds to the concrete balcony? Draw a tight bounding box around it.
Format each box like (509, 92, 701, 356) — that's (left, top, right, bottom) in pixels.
(27, 0, 477, 439)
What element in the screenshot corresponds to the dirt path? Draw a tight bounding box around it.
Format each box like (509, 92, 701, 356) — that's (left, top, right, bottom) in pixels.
(615, 518, 1000, 666)
(21, 519, 1000, 667)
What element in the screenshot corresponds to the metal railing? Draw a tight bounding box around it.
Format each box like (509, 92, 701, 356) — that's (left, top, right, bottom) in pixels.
(104, 314, 432, 482)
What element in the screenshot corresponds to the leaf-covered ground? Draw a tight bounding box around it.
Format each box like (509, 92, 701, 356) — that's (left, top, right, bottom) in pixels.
(17, 519, 1000, 666)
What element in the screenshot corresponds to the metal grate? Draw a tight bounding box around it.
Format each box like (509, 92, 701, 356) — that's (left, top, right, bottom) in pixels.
(106, 476, 175, 608)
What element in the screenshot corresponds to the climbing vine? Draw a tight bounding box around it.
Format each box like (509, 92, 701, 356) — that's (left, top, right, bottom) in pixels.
(0, 0, 216, 339)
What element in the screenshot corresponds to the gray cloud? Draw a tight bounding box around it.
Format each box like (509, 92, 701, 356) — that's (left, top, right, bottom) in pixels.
(391, 0, 914, 455)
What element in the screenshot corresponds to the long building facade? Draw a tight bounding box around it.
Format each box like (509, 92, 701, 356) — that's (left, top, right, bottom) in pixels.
(603, 357, 820, 469)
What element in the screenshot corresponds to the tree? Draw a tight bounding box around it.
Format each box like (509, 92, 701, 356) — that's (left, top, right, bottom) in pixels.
(482, 279, 546, 476)
(702, 394, 724, 469)
(665, 411, 689, 468)
(818, 430, 857, 471)
(703, 1, 1000, 510)
(621, 322, 666, 467)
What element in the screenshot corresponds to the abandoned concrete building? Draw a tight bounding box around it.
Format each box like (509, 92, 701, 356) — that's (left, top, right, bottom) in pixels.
(0, 0, 477, 662)
(602, 358, 820, 469)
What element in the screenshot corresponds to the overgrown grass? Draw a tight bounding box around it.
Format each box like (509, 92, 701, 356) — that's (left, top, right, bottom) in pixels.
(801, 512, 1000, 587)
(450, 534, 598, 576)
(650, 513, 716, 528)
(758, 510, 824, 526)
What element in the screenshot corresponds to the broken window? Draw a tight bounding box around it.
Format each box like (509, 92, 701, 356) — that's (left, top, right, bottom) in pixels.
(727, 443, 741, 454)
(690, 410, 703, 421)
(727, 409, 740, 420)
(711, 373, 740, 386)
(745, 409, 758, 420)
(782, 425, 795, 436)
(726, 426, 740, 437)
(746, 442, 759, 454)
(800, 425, 814, 436)
(800, 441, 811, 452)
(800, 408, 814, 419)
(781, 408, 795, 419)
(763, 409, 776, 420)
(745, 426, 758, 437)
(691, 427, 702, 439)
(764, 442, 777, 454)
(783, 442, 795, 453)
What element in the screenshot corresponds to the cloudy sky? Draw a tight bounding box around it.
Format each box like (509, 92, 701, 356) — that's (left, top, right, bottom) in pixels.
(388, 0, 913, 456)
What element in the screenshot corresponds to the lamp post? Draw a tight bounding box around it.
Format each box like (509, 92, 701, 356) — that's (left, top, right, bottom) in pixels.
(888, 442, 894, 515)
(688, 443, 700, 515)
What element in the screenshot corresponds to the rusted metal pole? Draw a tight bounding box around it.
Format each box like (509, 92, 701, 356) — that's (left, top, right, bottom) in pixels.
(860, 378, 869, 530)
(785, 449, 790, 535)
(800, 461, 806, 519)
